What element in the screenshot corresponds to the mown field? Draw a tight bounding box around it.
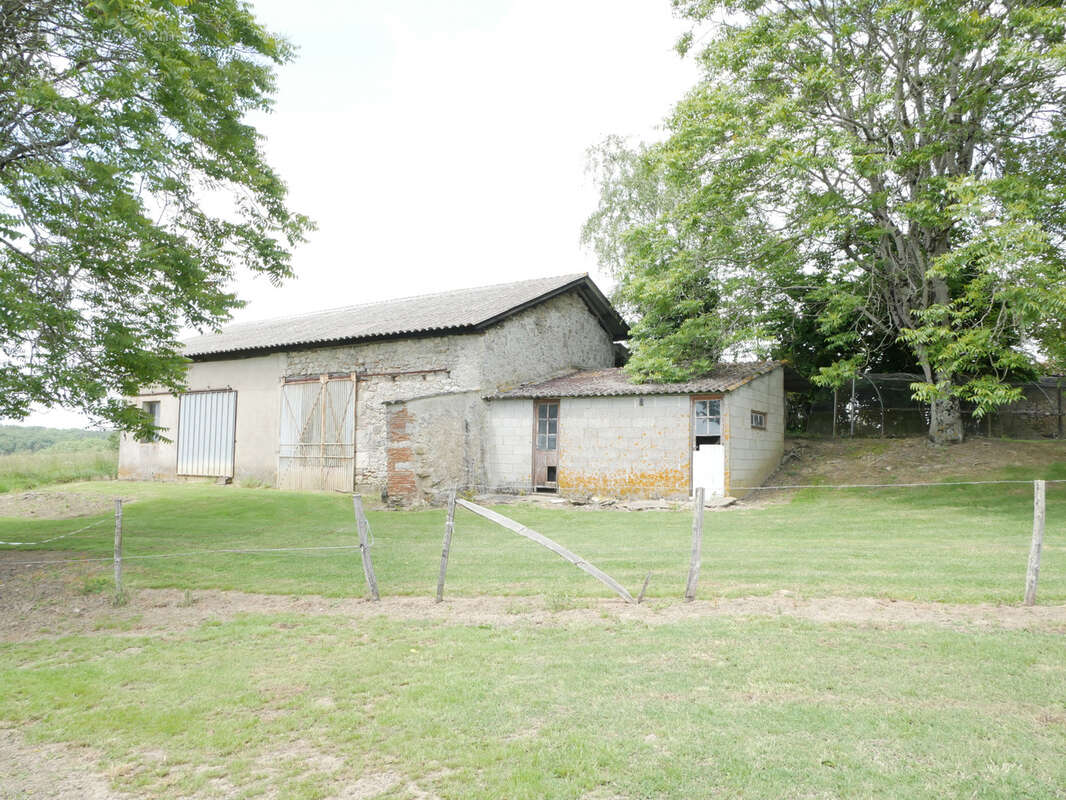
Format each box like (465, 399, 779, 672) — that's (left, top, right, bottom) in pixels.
(0, 440, 117, 493)
(2, 471, 1064, 603)
(1, 454, 1064, 799)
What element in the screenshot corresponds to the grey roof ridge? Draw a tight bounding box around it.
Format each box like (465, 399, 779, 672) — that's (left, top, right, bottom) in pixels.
(188, 272, 590, 337)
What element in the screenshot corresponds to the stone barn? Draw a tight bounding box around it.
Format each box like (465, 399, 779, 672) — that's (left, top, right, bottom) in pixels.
(119, 274, 626, 499)
(118, 273, 786, 502)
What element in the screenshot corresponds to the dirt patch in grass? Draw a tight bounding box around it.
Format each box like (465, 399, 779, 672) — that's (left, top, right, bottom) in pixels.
(0, 490, 131, 520)
(2, 551, 1064, 642)
(0, 726, 117, 800)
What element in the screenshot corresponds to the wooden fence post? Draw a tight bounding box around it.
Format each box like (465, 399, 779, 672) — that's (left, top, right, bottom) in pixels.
(352, 495, 380, 601)
(436, 491, 457, 603)
(637, 572, 652, 605)
(1024, 480, 1046, 606)
(684, 487, 705, 602)
(113, 498, 123, 598)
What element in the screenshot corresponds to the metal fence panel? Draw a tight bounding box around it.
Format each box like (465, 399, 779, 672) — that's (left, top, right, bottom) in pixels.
(177, 391, 237, 476)
(790, 374, 1064, 439)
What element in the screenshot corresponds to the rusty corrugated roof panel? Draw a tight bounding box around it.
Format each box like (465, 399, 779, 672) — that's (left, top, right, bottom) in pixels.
(491, 362, 782, 398)
(183, 273, 628, 359)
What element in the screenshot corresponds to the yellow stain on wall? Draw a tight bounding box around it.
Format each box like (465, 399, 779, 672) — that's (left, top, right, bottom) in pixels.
(558, 467, 689, 499)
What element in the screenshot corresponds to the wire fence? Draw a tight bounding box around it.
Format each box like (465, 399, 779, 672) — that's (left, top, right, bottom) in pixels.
(790, 373, 1065, 439)
(0, 479, 1059, 606)
(425, 478, 1066, 501)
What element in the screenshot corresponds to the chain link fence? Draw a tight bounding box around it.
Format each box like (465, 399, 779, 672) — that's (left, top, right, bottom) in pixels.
(789, 373, 1066, 439)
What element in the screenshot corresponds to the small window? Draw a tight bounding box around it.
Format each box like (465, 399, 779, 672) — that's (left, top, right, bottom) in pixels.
(546, 466, 557, 483)
(751, 410, 767, 430)
(142, 401, 161, 441)
(693, 398, 721, 447)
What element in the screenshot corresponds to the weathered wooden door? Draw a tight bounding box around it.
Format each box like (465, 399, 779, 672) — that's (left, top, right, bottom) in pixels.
(278, 378, 355, 491)
(533, 400, 559, 489)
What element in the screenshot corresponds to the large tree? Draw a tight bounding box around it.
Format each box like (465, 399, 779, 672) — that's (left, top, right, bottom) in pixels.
(586, 0, 1066, 443)
(0, 0, 311, 438)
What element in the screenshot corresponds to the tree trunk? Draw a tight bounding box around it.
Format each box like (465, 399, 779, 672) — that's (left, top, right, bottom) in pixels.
(929, 394, 964, 444)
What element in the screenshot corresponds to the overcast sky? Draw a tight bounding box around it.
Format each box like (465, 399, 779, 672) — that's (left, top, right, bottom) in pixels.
(22, 0, 698, 428)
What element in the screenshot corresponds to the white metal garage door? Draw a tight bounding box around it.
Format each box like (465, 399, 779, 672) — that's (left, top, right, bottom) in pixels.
(176, 390, 237, 477)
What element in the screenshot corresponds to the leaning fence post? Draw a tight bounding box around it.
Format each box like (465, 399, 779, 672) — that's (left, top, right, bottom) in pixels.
(113, 498, 123, 598)
(352, 495, 380, 601)
(436, 491, 457, 602)
(1024, 480, 1046, 606)
(684, 487, 705, 602)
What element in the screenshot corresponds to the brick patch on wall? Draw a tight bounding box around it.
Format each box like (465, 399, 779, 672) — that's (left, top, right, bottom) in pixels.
(386, 404, 417, 501)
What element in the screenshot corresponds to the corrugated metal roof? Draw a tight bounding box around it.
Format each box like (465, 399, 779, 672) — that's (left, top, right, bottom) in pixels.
(183, 273, 627, 358)
(491, 362, 782, 398)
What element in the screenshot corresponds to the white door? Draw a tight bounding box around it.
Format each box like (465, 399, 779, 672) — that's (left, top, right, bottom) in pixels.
(692, 398, 725, 497)
(692, 444, 725, 498)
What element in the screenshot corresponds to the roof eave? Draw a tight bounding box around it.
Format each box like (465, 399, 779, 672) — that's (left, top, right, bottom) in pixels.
(184, 323, 481, 362)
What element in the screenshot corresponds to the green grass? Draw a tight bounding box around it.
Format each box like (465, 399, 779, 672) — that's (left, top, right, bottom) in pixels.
(3, 473, 1064, 603)
(3, 468, 1066, 798)
(1, 614, 1063, 799)
(0, 447, 117, 493)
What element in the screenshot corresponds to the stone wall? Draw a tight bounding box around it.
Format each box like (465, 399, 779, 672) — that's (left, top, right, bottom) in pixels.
(724, 368, 785, 496)
(385, 391, 485, 504)
(481, 291, 615, 391)
(553, 395, 691, 499)
(284, 290, 615, 493)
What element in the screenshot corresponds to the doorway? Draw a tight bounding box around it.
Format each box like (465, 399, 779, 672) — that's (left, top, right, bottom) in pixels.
(691, 397, 725, 497)
(533, 399, 559, 491)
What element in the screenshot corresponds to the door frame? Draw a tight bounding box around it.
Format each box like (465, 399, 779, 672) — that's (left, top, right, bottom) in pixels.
(531, 398, 561, 491)
(689, 394, 725, 495)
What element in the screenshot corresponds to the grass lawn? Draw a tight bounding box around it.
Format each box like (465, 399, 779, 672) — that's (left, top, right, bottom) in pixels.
(2, 467, 1065, 798)
(0, 447, 117, 493)
(1, 613, 1064, 798)
(2, 472, 1064, 604)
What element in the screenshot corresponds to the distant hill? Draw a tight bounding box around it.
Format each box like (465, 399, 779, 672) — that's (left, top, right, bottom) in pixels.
(0, 425, 116, 455)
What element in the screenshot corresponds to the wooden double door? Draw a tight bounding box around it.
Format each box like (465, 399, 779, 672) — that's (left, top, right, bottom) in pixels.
(278, 378, 356, 492)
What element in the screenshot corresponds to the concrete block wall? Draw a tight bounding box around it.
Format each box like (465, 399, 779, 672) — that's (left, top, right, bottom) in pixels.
(484, 398, 534, 490)
(724, 368, 785, 496)
(555, 395, 691, 499)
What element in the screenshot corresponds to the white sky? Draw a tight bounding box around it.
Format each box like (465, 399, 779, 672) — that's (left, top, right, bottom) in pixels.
(19, 0, 698, 428)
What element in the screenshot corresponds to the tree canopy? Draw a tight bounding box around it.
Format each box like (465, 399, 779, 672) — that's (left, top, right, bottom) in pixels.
(586, 0, 1066, 442)
(0, 0, 311, 437)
